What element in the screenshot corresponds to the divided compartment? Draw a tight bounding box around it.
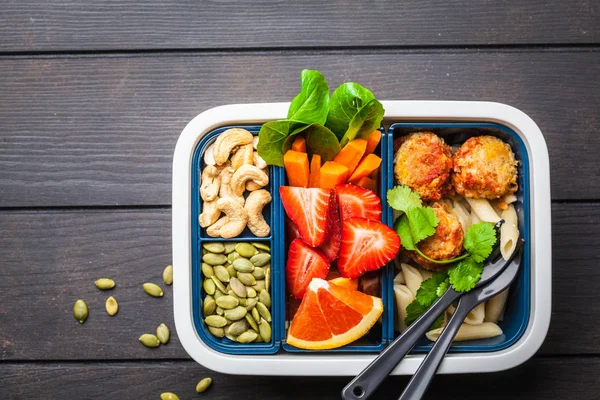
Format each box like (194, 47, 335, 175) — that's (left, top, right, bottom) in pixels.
(192, 125, 282, 354)
(386, 122, 531, 353)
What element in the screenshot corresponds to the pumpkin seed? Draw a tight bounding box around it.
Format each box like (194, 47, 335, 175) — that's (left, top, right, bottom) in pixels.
(156, 323, 170, 344)
(256, 302, 272, 322)
(213, 265, 230, 283)
(216, 306, 224, 315)
(232, 258, 254, 273)
(210, 276, 227, 293)
(250, 253, 271, 267)
(201, 263, 215, 277)
(251, 307, 260, 323)
(229, 277, 247, 297)
(235, 243, 257, 258)
(237, 331, 258, 343)
(226, 264, 237, 279)
(143, 282, 163, 297)
(251, 267, 265, 280)
(139, 334, 160, 348)
(202, 253, 227, 265)
(215, 295, 239, 309)
(94, 278, 115, 290)
(162, 264, 173, 285)
(245, 314, 259, 331)
(105, 296, 118, 316)
(259, 318, 272, 342)
(73, 299, 88, 324)
(225, 332, 238, 341)
(265, 268, 271, 292)
(259, 290, 271, 308)
(224, 306, 247, 321)
(252, 242, 270, 251)
(213, 290, 225, 299)
(203, 242, 225, 254)
(203, 278, 216, 295)
(227, 251, 240, 264)
(246, 287, 257, 298)
(224, 242, 237, 254)
(237, 272, 256, 286)
(203, 296, 216, 316)
(228, 319, 249, 336)
(244, 297, 258, 311)
(160, 393, 180, 400)
(196, 377, 213, 393)
(252, 279, 266, 291)
(205, 315, 227, 328)
(208, 326, 224, 338)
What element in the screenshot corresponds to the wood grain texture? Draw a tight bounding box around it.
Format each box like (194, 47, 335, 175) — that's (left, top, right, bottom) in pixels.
(0, 203, 597, 360)
(0, 50, 599, 207)
(1, 357, 598, 399)
(0, 0, 598, 52)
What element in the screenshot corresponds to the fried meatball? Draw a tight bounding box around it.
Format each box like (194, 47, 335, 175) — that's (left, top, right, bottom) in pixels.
(394, 132, 453, 202)
(452, 135, 518, 199)
(409, 203, 464, 271)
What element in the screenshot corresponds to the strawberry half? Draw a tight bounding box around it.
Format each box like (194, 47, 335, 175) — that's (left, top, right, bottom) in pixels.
(280, 186, 331, 247)
(336, 184, 382, 222)
(319, 191, 342, 261)
(286, 238, 331, 299)
(337, 217, 400, 279)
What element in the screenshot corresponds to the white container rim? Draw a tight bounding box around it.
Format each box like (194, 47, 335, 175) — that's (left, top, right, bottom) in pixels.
(172, 101, 551, 376)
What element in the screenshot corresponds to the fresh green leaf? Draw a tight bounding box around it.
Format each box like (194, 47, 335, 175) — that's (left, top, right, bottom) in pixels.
(405, 300, 445, 329)
(464, 222, 498, 263)
(305, 124, 341, 161)
(340, 98, 385, 147)
(406, 207, 439, 244)
(326, 83, 384, 142)
(395, 215, 416, 251)
(430, 313, 445, 330)
(387, 185, 423, 213)
(448, 257, 484, 292)
(287, 70, 330, 125)
(436, 279, 450, 297)
(257, 120, 307, 166)
(415, 277, 444, 307)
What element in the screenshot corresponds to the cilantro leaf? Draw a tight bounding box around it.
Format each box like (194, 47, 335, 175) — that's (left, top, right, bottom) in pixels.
(415, 273, 449, 307)
(436, 279, 450, 297)
(406, 207, 439, 244)
(464, 222, 498, 263)
(395, 215, 416, 251)
(448, 257, 484, 292)
(387, 185, 422, 213)
(405, 299, 445, 329)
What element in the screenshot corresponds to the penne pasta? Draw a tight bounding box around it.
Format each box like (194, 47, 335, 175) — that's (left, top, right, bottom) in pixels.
(503, 194, 517, 205)
(451, 197, 472, 232)
(400, 263, 424, 297)
(394, 284, 414, 332)
(446, 303, 485, 325)
(465, 198, 502, 223)
(485, 288, 510, 323)
(500, 204, 519, 260)
(426, 322, 503, 342)
(394, 270, 406, 285)
(417, 267, 433, 281)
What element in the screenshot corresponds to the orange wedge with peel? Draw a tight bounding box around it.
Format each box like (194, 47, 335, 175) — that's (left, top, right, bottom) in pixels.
(329, 276, 359, 291)
(286, 278, 384, 350)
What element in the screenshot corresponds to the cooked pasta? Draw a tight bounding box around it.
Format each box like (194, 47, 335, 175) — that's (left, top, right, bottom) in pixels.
(500, 204, 519, 260)
(426, 322, 503, 342)
(446, 302, 485, 325)
(465, 198, 502, 223)
(394, 270, 406, 285)
(394, 284, 414, 333)
(450, 197, 472, 232)
(400, 263, 424, 296)
(485, 288, 510, 323)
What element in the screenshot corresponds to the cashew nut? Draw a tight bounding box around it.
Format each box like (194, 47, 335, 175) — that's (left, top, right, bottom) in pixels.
(253, 151, 267, 169)
(213, 128, 253, 165)
(200, 165, 221, 202)
(246, 167, 268, 191)
(206, 215, 230, 237)
(219, 167, 245, 206)
(252, 136, 259, 150)
(199, 199, 221, 228)
(245, 189, 272, 237)
(230, 143, 254, 171)
(204, 142, 216, 166)
(230, 165, 269, 197)
(215, 197, 248, 238)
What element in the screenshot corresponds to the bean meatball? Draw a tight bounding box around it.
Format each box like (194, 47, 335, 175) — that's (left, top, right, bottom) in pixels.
(394, 132, 453, 202)
(409, 203, 464, 271)
(452, 135, 518, 199)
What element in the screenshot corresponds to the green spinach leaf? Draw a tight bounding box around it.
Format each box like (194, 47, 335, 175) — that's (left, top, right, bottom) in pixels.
(257, 120, 307, 166)
(281, 123, 341, 162)
(287, 70, 330, 125)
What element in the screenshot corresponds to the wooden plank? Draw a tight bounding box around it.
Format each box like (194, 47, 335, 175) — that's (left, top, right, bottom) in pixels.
(0, 203, 597, 360)
(0, 357, 598, 399)
(0, 51, 598, 207)
(0, 1, 598, 52)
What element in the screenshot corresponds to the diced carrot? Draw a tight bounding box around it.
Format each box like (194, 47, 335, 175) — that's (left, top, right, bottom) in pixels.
(333, 139, 367, 176)
(291, 136, 307, 153)
(356, 176, 377, 192)
(365, 130, 382, 154)
(309, 154, 322, 188)
(369, 167, 380, 181)
(320, 161, 349, 189)
(284, 150, 310, 187)
(349, 154, 382, 183)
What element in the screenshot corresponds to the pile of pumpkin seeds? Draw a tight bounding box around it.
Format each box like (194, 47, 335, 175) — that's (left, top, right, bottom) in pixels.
(202, 242, 272, 343)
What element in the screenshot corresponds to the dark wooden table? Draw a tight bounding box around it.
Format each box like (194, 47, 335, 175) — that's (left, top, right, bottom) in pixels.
(1, 1, 599, 399)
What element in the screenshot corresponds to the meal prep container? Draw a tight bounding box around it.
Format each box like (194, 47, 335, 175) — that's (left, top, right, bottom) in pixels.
(173, 101, 551, 375)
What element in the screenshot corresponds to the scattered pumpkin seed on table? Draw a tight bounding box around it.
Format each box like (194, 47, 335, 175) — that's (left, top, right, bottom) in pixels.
(162, 264, 173, 285)
(143, 282, 163, 297)
(196, 377, 212, 393)
(139, 334, 160, 348)
(73, 299, 88, 324)
(94, 278, 115, 290)
(160, 393, 180, 400)
(105, 296, 118, 316)
(156, 323, 170, 344)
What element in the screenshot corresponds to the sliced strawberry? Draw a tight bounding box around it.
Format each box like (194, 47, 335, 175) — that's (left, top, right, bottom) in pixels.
(319, 191, 342, 261)
(336, 184, 382, 222)
(280, 186, 331, 247)
(285, 216, 301, 246)
(337, 218, 400, 279)
(286, 238, 331, 299)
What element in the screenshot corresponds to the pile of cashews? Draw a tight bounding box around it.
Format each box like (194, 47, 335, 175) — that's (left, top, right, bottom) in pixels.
(199, 128, 272, 238)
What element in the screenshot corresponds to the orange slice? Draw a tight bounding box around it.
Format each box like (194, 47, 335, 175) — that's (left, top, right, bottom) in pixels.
(286, 278, 384, 350)
(329, 276, 359, 291)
